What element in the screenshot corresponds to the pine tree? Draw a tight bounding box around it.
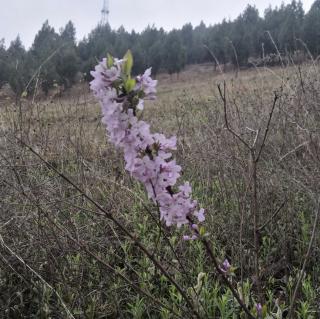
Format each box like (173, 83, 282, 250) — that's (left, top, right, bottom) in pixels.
(0, 39, 9, 88)
(163, 30, 186, 76)
(56, 21, 79, 88)
(303, 0, 320, 56)
(7, 36, 29, 99)
(30, 20, 60, 95)
(278, 1, 304, 53)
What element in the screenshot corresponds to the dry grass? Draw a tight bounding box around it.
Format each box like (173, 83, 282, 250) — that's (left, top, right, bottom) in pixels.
(0, 62, 320, 318)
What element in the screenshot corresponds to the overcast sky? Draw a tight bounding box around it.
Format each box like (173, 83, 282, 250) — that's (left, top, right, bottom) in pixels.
(0, 0, 315, 48)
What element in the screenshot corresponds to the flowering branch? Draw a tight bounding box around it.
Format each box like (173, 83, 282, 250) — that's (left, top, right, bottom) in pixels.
(90, 51, 255, 318)
(90, 51, 204, 231)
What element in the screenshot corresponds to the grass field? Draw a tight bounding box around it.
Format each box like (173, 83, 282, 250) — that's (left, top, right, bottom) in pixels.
(0, 62, 320, 318)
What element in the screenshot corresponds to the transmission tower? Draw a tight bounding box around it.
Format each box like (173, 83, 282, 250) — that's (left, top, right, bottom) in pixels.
(101, 0, 110, 25)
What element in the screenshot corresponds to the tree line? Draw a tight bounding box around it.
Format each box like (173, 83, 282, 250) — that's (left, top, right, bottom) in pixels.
(1, 0, 320, 97)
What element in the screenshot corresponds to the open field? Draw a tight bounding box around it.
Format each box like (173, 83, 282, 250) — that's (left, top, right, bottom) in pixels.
(0, 62, 320, 318)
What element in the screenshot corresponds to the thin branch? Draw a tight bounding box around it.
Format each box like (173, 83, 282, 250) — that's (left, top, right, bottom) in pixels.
(217, 82, 251, 150)
(24, 45, 65, 93)
(203, 44, 224, 75)
(258, 200, 286, 232)
(288, 199, 320, 318)
(46, 213, 183, 318)
(255, 93, 278, 163)
(3, 178, 183, 318)
(279, 141, 309, 162)
(11, 137, 200, 319)
(201, 237, 255, 319)
(0, 235, 75, 319)
(187, 217, 256, 319)
(252, 129, 260, 149)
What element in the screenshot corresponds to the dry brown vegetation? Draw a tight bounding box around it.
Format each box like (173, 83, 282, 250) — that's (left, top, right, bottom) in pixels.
(0, 62, 319, 318)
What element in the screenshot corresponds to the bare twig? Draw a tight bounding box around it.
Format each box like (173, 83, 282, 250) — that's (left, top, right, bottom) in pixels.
(188, 217, 256, 319)
(2, 178, 183, 318)
(279, 141, 309, 162)
(258, 200, 286, 232)
(11, 136, 201, 319)
(0, 235, 75, 319)
(288, 199, 320, 318)
(255, 94, 278, 163)
(217, 82, 251, 150)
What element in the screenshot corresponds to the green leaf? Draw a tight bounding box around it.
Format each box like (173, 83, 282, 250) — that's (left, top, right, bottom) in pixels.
(262, 305, 268, 318)
(107, 53, 114, 68)
(124, 78, 136, 93)
(199, 226, 206, 237)
(123, 50, 133, 77)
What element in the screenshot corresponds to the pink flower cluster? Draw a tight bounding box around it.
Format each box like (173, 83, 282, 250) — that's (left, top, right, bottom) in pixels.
(90, 56, 205, 228)
(219, 259, 231, 274)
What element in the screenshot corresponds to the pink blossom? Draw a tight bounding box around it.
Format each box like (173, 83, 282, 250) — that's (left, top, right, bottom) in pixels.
(136, 68, 157, 100)
(219, 259, 231, 273)
(183, 235, 198, 241)
(90, 59, 121, 93)
(256, 303, 262, 317)
(90, 56, 205, 229)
